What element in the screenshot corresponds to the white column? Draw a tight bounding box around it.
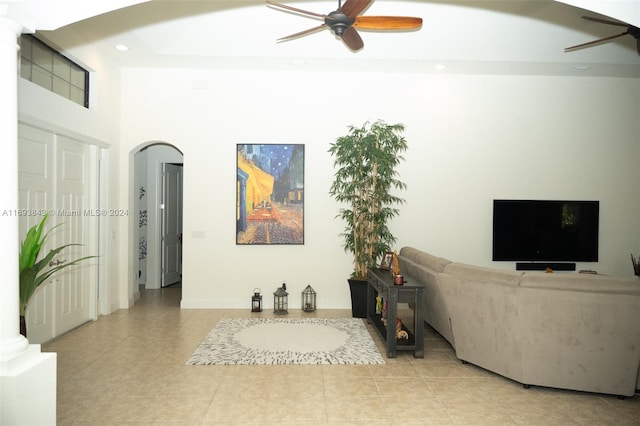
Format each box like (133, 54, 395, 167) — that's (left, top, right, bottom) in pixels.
(0, 15, 26, 358)
(0, 16, 57, 426)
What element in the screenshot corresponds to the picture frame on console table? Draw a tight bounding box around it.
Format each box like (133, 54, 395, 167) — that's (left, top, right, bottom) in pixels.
(236, 144, 305, 245)
(379, 251, 393, 270)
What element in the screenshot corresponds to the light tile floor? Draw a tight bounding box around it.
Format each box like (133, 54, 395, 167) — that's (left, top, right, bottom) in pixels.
(43, 286, 640, 425)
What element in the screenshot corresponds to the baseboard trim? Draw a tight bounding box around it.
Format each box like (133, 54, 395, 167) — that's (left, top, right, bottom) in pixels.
(179, 298, 352, 310)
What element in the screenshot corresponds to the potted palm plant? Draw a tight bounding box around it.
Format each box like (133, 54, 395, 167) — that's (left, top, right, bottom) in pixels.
(328, 120, 408, 317)
(19, 213, 95, 337)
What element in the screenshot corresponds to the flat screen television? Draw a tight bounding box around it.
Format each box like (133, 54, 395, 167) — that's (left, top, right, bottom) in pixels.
(492, 200, 599, 262)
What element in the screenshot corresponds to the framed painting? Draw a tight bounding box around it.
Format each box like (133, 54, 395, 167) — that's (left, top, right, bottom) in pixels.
(236, 144, 304, 245)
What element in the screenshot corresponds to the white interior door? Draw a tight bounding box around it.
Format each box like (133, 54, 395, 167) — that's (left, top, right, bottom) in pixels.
(161, 163, 182, 287)
(18, 124, 54, 343)
(18, 124, 97, 343)
(54, 136, 95, 336)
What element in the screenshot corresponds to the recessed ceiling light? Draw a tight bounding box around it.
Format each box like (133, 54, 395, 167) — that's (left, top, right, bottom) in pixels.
(434, 63, 446, 71)
(570, 65, 591, 72)
(115, 44, 129, 51)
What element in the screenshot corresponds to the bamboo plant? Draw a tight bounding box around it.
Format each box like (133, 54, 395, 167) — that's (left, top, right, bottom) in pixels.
(328, 120, 408, 280)
(19, 213, 95, 325)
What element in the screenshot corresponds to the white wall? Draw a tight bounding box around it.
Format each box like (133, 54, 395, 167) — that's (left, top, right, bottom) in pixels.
(135, 149, 148, 286)
(11, 0, 640, 316)
(119, 68, 640, 310)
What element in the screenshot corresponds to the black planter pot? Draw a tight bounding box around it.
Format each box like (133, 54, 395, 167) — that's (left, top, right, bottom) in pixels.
(20, 315, 27, 337)
(348, 278, 368, 318)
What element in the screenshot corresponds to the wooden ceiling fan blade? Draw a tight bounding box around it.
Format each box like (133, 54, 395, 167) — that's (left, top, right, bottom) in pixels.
(354, 16, 422, 30)
(341, 26, 364, 51)
(582, 16, 628, 28)
(340, 0, 373, 19)
(564, 31, 629, 52)
(266, 1, 326, 19)
(277, 24, 327, 42)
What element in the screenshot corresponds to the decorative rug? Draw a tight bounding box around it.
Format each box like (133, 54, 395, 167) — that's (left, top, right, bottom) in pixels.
(186, 318, 385, 365)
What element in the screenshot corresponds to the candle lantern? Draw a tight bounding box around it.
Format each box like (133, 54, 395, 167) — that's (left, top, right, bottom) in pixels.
(301, 285, 316, 312)
(273, 283, 289, 315)
(251, 288, 262, 312)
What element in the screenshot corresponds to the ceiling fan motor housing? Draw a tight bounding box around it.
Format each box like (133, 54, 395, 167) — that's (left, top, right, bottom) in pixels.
(325, 11, 354, 36)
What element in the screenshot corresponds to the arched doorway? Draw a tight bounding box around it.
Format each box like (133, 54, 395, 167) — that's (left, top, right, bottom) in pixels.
(131, 142, 184, 300)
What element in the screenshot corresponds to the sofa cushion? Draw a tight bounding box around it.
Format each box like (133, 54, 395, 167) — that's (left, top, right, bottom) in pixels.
(399, 257, 435, 288)
(399, 247, 451, 273)
(521, 272, 640, 293)
(398, 255, 454, 345)
(444, 262, 523, 286)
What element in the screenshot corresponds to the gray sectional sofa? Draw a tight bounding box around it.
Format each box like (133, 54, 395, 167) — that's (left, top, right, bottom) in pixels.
(398, 246, 640, 397)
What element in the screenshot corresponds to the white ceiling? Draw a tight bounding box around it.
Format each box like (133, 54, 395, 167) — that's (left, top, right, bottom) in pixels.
(37, 0, 640, 77)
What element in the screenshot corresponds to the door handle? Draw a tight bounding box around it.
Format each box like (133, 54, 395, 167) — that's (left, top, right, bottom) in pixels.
(49, 259, 67, 267)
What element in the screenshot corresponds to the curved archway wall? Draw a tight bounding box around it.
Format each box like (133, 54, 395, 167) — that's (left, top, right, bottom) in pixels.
(129, 142, 183, 303)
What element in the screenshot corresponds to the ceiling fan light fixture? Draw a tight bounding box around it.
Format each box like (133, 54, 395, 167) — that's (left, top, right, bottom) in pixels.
(325, 11, 354, 36)
(267, 0, 422, 51)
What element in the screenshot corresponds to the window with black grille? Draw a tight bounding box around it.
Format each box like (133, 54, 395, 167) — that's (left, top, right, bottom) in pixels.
(19, 34, 89, 108)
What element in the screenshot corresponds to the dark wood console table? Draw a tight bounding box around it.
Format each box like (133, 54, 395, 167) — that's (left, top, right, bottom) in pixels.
(366, 267, 424, 358)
